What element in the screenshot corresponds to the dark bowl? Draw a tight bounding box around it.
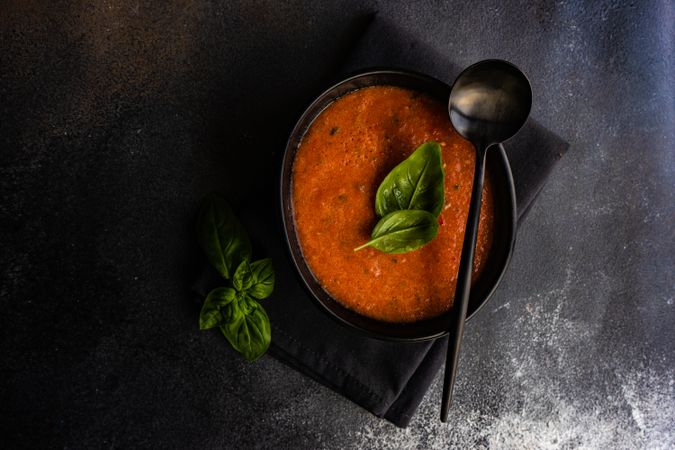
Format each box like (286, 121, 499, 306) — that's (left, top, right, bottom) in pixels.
(280, 69, 517, 342)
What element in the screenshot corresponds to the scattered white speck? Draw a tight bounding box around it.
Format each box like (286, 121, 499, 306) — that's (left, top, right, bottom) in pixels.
(338, 266, 674, 449)
(492, 302, 511, 313)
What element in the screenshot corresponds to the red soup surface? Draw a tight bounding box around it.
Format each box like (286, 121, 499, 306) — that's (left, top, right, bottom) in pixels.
(292, 86, 495, 323)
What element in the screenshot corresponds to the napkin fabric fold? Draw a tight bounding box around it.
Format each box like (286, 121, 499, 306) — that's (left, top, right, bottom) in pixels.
(194, 19, 569, 427)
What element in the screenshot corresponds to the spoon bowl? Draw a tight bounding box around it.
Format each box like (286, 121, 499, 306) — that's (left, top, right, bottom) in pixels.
(449, 60, 532, 146)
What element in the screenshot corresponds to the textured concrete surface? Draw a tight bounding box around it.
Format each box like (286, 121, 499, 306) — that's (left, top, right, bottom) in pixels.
(1, 1, 673, 449)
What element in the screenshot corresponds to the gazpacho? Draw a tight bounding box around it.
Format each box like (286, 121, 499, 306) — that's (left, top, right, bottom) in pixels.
(292, 86, 495, 323)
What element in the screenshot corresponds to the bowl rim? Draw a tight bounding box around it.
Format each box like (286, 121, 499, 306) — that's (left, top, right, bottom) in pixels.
(280, 68, 517, 342)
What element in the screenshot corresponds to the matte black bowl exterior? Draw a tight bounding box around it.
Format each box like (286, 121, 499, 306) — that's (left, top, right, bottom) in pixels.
(280, 69, 517, 342)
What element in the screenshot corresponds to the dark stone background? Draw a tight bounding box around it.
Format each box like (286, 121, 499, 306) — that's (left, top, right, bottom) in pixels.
(1, 1, 673, 448)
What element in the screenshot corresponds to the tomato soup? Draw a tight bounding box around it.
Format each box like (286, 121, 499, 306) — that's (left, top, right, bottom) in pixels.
(292, 86, 494, 323)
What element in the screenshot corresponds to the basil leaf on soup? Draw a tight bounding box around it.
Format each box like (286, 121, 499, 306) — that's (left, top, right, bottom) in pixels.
(247, 258, 275, 300)
(375, 141, 445, 217)
(199, 287, 237, 330)
(196, 192, 252, 279)
(354, 209, 439, 254)
(232, 260, 253, 292)
(220, 295, 271, 361)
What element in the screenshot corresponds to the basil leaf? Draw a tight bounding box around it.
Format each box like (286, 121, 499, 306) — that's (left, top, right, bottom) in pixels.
(220, 295, 271, 361)
(199, 287, 237, 330)
(196, 193, 252, 279)
(375, 141, 445, 217)
(232, 260, 253, 292)
(247, 258, 274, 300)
(354, 209, 439, 254)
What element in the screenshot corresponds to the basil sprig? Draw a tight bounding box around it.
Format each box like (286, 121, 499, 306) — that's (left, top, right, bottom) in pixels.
(356, 141, 445, 253)
(196, 193, 274, 361)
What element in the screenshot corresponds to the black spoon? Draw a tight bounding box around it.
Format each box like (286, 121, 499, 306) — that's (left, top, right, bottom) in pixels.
(441, 60, 532, 422)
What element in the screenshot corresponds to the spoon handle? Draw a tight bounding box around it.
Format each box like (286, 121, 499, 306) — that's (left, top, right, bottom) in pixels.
(440, 145, 487, 422)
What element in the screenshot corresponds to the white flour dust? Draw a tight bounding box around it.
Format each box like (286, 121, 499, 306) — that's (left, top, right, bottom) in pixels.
(343, 267, 675, 449)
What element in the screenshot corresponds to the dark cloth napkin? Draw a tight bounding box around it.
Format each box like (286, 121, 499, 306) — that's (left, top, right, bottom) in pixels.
(194, 19, 569, 427)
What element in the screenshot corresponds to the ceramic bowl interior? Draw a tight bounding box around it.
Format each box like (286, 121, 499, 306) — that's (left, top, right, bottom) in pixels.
(280, 69, 516, 341)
